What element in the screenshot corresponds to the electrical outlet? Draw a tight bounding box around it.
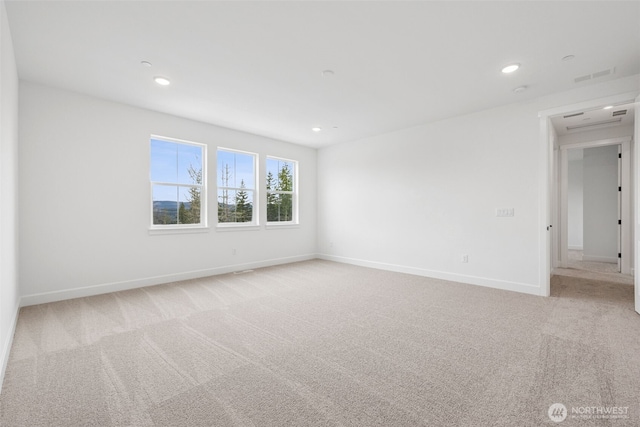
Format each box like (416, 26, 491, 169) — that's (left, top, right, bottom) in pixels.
(462, 254, 469, 263)
(232, 248, 237, 255)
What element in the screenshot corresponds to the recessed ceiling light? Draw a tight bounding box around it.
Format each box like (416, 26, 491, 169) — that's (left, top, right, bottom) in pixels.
(603, 105, 613, 110)
(141, 60, 152, 67)
(322, 70, 335, 78)
(501, 64, 520, 74)
(513, 85, 527, 93)
(312, 127, 322, 132)
(561, 55, 575, 62)
(154, 76, 171, 86)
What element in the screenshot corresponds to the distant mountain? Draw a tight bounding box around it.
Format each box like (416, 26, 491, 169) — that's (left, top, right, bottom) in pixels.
(153, 200, 191, 211)
(153, 201, 191, 223)
(153, 201, 255, 224)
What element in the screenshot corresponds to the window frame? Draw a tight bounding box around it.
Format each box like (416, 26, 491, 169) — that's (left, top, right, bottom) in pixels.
(216, 147, 259, 228)
(266, 155, 299, 226)
(149, 135, 208, 232)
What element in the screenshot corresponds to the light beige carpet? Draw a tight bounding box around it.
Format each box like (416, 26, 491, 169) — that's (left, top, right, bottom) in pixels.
(1, 260, 638, 426)
(556, 250, 633, 286)
(567, 249, 621, 275)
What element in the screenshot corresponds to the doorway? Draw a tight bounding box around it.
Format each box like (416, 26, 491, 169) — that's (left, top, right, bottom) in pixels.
(563, 142, 624, 275)
(538, 94, 637, 305)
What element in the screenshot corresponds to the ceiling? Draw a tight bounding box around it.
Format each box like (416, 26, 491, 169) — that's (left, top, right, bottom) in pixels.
(5, 1, 640, 148)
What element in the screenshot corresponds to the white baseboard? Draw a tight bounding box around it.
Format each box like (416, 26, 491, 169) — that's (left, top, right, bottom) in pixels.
(318, 254, 541, 296)
(553, 259, 568, 269)
(0, 302, 20, 394)
(581, 255, 618, 264)
(20, 254, 317, 307)
(568, 246, 583, 250)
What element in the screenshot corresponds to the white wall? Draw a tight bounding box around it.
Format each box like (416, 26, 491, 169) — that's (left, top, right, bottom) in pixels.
(318, 102, 542, 294)
(583, 145, 619, 262)
(318, 74, 640, 295)
(567, 150, 583, 250)
(0, 0, 20, 389)
(19, 82, 317, 304)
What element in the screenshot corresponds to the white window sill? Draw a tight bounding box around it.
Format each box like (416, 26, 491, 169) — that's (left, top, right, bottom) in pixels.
(216, 224, 261, 232)
(266, 222, 300, 230)
(148, 226, 210, 236)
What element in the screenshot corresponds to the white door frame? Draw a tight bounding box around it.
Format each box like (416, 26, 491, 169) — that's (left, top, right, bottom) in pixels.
(538, 91, 638, 298)
(635, 94, 640, 315)
(558, 137, 631, 274)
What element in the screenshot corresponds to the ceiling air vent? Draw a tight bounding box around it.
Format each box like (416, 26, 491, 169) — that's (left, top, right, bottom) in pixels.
(563, 112, 584, 118)
(612, 110, 627, 116)
(574, 67, 616, 84)
(592, 68, 612, 79)
(566, 117, 622, 131)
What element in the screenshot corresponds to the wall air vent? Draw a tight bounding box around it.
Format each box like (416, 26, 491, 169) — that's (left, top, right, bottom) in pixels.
(566, 117, 622, 131)
(563, 112, 584, 119)
(574, 67, 616, 84)
(612, 110, 627, 116)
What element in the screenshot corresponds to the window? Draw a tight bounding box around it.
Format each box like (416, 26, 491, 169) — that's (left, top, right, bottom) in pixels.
(217, 148, 257, 225)
(266, 156, 297, 223)
(150, 137, 206, 227)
